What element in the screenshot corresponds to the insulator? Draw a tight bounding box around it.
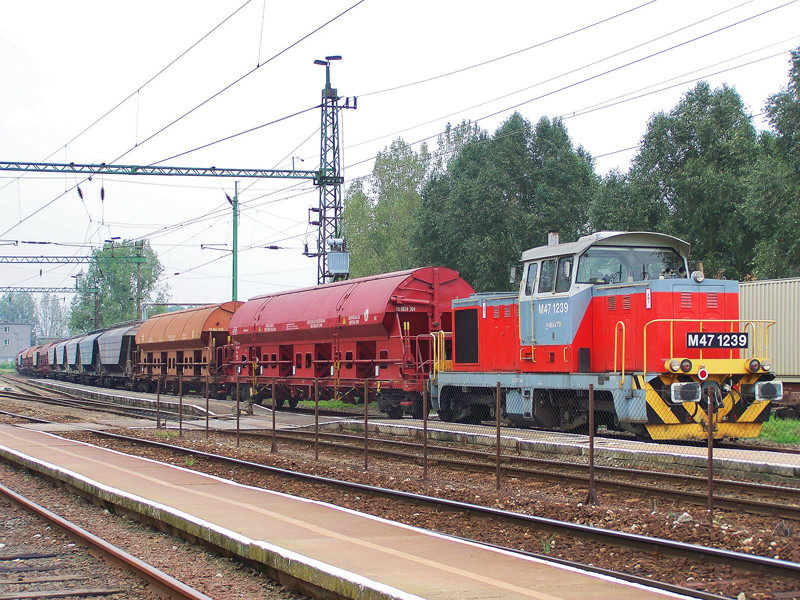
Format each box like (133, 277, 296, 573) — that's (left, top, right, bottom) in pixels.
(77, 186, 83, 200)
(100, 187, 105, 201)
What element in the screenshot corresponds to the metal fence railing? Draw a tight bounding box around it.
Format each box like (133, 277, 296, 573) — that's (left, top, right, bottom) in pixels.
(219, 377, 797, 527)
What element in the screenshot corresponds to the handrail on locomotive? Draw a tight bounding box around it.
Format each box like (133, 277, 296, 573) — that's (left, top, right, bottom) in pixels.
(642, 318, 775, 374)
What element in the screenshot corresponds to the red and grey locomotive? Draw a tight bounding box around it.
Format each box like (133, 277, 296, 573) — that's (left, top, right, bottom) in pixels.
(431, 231, 782, 440)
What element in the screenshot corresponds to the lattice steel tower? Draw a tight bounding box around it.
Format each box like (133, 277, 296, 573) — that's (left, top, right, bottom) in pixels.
(310, 55, 354, 284)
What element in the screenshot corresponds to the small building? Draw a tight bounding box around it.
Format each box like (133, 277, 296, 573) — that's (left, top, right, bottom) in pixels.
(0, 322, 33, 364)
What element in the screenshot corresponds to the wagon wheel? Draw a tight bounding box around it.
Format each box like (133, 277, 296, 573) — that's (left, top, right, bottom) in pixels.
(409, 392, 427, 420)
(386, 405, 403, 419)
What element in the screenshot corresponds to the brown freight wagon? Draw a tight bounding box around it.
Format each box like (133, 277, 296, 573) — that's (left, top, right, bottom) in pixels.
(135, 302, 242, 395)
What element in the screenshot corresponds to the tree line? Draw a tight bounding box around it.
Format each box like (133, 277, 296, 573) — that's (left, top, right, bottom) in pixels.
(0, 239, 166, 341)
(343, 48, 800, 292)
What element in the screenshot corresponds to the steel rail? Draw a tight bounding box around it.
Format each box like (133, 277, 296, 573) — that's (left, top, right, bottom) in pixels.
(0, 482, 215, 600)
(6, 375, 800, 520)
(222, 427, 800, 519)
(0, 389, 163, 420)
(0, 420, 729, 600)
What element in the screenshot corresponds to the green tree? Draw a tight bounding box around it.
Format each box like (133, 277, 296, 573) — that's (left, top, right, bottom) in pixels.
(629, 82, 757, 279)
(343, 138, 430, 277)
(589, 169, 667, 232)
(37, 293, 68, 339)
(415, 113, 597, 291)
(429, 120, 483, 177)
(68, 240, 167, 333)
(746, 48, 800, 278)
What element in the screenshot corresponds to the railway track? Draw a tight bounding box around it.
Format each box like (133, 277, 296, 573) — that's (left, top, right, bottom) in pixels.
(11, 372, 800, 457)
(0, 482, 214, 600)
(0, 374, 202, 422)
(4, 376, 800, 521)
(218, 427, 800, 519)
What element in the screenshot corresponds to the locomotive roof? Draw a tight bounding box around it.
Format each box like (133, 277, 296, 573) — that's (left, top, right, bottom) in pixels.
(519, 231, 690, 262)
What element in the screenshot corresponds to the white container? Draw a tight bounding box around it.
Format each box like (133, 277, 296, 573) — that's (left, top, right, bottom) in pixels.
(739, 278, 800, 383)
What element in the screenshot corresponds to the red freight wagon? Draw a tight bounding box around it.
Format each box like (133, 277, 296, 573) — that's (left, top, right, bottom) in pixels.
(225, 267, 474, 417)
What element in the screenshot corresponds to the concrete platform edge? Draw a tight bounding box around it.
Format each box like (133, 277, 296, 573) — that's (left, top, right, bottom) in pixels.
(0, 437, 424, 600)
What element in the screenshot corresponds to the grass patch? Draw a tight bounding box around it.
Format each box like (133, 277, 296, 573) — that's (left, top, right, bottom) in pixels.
(294, 399, 380, 412)
(759, 415, 800, 445)
(0, 363, 15, 373)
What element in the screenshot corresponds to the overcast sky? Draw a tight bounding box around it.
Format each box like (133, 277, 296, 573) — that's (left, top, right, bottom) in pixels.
(1, 0, 798, 307)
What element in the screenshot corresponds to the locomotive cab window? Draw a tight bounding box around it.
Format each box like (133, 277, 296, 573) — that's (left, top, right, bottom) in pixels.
(537, 257, 572, 294)
(576, 246, 687, 284)
(555, 257, 573, 293)
(538, 259, 556, 293)
(523, 262, 538, 296)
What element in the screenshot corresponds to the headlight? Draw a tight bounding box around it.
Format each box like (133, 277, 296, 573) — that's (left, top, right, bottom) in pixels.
(680, 358, 693, 373)
(755, 380, 783, 401)
(669, 359, 681, 372)
(761, 359, 772, 372)
(691, 270, 705, 283)
(748, 359, 761, 373)
(671, 382, 701, 404)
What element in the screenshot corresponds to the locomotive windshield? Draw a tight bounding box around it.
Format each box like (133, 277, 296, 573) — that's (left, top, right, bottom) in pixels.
(576, 246, 686, 284)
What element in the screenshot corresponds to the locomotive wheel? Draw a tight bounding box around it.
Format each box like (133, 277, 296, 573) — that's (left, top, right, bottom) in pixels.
(274, 397, 285, 409)
(288, 398, 298, 409)
(436, 387, 456, 422)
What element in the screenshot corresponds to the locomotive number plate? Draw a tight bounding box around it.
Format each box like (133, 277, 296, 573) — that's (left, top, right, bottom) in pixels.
(686, 332, 749, 349)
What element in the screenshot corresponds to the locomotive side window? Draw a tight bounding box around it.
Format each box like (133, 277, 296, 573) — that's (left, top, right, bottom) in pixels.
(524, 263, 538, 296)
(555, 257, 573, 293)
(538, 260, 556, 293)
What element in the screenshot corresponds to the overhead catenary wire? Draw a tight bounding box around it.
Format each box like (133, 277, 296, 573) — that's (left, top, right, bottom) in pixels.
(356, 0, 663, 98)
(345, 0, 769, 154)
(342, 2, 799, 175)
(0, 0, 258, 197)
(0, 0, 368, 239)
(4, 2, 797, 300)
(70, 9, 800, 288)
